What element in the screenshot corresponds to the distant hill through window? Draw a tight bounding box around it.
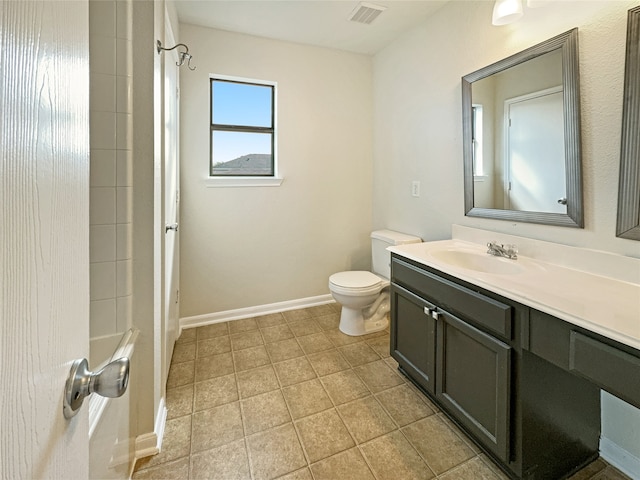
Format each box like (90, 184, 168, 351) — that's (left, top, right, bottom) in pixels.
(212, 153, 272, 175)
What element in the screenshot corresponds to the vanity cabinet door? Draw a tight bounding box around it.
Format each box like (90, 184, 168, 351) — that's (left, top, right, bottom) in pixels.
(390, 284, 437, 394)
(436, 310, 511, 463)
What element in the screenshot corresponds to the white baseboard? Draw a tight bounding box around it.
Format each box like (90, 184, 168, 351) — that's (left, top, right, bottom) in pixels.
(179, 294, 335, 331)
(600, 436, 640, 480)
(134, 398, 167, 461)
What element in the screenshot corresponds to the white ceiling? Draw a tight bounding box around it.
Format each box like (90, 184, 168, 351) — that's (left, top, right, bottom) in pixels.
(173, 0, 450, 55)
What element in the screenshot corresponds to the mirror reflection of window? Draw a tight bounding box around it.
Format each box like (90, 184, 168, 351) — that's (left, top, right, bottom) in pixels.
(472, 104, 484, 176)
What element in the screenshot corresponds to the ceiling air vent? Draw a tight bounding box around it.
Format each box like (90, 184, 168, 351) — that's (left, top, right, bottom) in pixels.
(349, 2, 387, 25)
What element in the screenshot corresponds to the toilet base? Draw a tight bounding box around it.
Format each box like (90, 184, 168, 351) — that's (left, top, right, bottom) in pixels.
(338, 306, 389, 336)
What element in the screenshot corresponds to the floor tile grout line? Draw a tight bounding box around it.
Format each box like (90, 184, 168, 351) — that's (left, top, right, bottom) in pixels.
(369, 384, 441, 477)
(354, 442, 387, 480)
(293, 327, 384, 476)
(434, 410, 485, 458)
(242, 322, 306, 480)
(142, 315, 386, 477)
(242, 436, 256, 480)
(329, 393, 392, 480)
(396, 422, 445, 479)
(137, 309, 617, 480)
(166, 329, 403, 471)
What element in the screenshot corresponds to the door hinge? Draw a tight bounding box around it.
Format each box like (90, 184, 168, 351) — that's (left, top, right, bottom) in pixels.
(176, 289, 179, 304)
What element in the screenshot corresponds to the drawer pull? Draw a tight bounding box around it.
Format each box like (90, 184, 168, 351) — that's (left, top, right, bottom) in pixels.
(422, 306, 442, 320)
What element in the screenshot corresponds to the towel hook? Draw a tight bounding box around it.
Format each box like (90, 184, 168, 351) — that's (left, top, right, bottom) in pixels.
(156, 40, 196, 70)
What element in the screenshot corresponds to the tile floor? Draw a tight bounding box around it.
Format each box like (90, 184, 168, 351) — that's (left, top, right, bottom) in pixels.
(132, 305, 630, 480)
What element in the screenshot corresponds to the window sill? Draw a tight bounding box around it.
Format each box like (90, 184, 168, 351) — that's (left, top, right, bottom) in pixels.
(204, 176, 284, 188)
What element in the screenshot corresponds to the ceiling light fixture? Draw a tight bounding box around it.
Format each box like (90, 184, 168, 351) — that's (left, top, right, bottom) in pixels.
(492, 0, 524, 26)
(349, 2, 387, 25)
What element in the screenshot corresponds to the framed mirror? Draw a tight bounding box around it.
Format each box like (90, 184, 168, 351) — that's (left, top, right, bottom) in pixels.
(462, 28, 583, 227)
(616, 6, 640, 241)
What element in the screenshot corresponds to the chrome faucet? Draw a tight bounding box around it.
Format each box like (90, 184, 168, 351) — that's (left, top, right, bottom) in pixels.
(487, 241, 518, 260)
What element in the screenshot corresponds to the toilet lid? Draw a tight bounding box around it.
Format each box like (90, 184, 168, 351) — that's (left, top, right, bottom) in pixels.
(329, 271, 382, 289)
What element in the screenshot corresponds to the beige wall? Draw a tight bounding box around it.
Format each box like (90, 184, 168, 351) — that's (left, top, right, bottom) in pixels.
(372, 0, 640, 467)
(179, 25, 373, 318)
(373, 0, 640, 259)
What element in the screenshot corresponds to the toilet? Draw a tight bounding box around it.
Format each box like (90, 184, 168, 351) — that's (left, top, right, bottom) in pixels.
(329, 230, 422, 336)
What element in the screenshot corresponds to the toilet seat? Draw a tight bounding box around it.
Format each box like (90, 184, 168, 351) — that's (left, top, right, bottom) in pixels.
(329, 271, 385, 297)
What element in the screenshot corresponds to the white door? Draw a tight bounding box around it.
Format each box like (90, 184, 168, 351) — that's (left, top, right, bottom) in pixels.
(505, 87, 566, 213)
(1, 1, 91, 478)
(162, 18, 181, 387)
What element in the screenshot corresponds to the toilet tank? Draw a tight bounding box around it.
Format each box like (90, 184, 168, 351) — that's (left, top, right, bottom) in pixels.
(371, 230, 422, 279)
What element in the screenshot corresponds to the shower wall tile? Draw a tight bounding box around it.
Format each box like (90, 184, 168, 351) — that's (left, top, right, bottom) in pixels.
(91, 225, 117, 263)
(116, 223, 132, 261)
(116, 260, 133, 297)
(90, 299, 117, 338)
(90, 0, 133, 339)
(116, 295, 133, 333)
(116, 186, 133, 224)
(90, 149, 116, 187)
(116, 38, 132, 76)
(116, 112, 132, 150)
(116, 75, 132, 113)
(90, 262, 116, 301)
(116, 150, 133, 186)
(90, 187, 116, 225)
(116, 0, 132, 40)
(91, 73, 116, 112)
(89, 0, 116, 38)
(90, 111, 117, 150)
(89, 35, 116, 75)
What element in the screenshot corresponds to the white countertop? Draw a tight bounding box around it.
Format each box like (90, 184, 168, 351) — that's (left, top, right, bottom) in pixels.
(388, 239, 640, 351)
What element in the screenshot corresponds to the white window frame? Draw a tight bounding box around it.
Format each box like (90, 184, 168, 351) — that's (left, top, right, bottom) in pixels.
(472, 103, 485, 179)
(206, 73, 282, 187)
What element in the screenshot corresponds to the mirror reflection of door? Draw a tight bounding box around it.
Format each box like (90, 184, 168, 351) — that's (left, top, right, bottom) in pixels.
(505, 87, 566, 213)
(470, 48, 565, 212)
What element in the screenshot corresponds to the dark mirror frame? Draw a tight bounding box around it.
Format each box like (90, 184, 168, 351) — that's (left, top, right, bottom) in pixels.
(462, 28, 584, 227)
(616, 6, 640, 241)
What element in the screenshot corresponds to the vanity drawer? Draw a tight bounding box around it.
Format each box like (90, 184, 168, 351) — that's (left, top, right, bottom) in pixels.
(570, 331, 640, 410)
(529, 310, 640, 409)
(528, 309, 571, 370)
(391, 257, 512, 339)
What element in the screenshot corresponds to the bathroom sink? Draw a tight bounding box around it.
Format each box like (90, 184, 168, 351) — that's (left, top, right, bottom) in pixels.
(430, 249, 524, 275)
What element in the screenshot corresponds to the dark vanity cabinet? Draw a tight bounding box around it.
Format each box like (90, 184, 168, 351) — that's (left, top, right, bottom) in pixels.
(390, 285, 437, 395)
(390, 254, 605, 480)
(436, 309, 511, 463)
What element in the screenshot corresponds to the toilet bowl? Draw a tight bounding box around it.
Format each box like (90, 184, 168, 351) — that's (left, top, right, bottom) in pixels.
(329, 230, 422, 336)
(329, 271, 390, 336)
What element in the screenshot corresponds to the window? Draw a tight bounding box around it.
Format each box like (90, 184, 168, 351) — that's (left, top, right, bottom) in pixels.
(210, 76, 276, 177)
(472, 104, 484, 177)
